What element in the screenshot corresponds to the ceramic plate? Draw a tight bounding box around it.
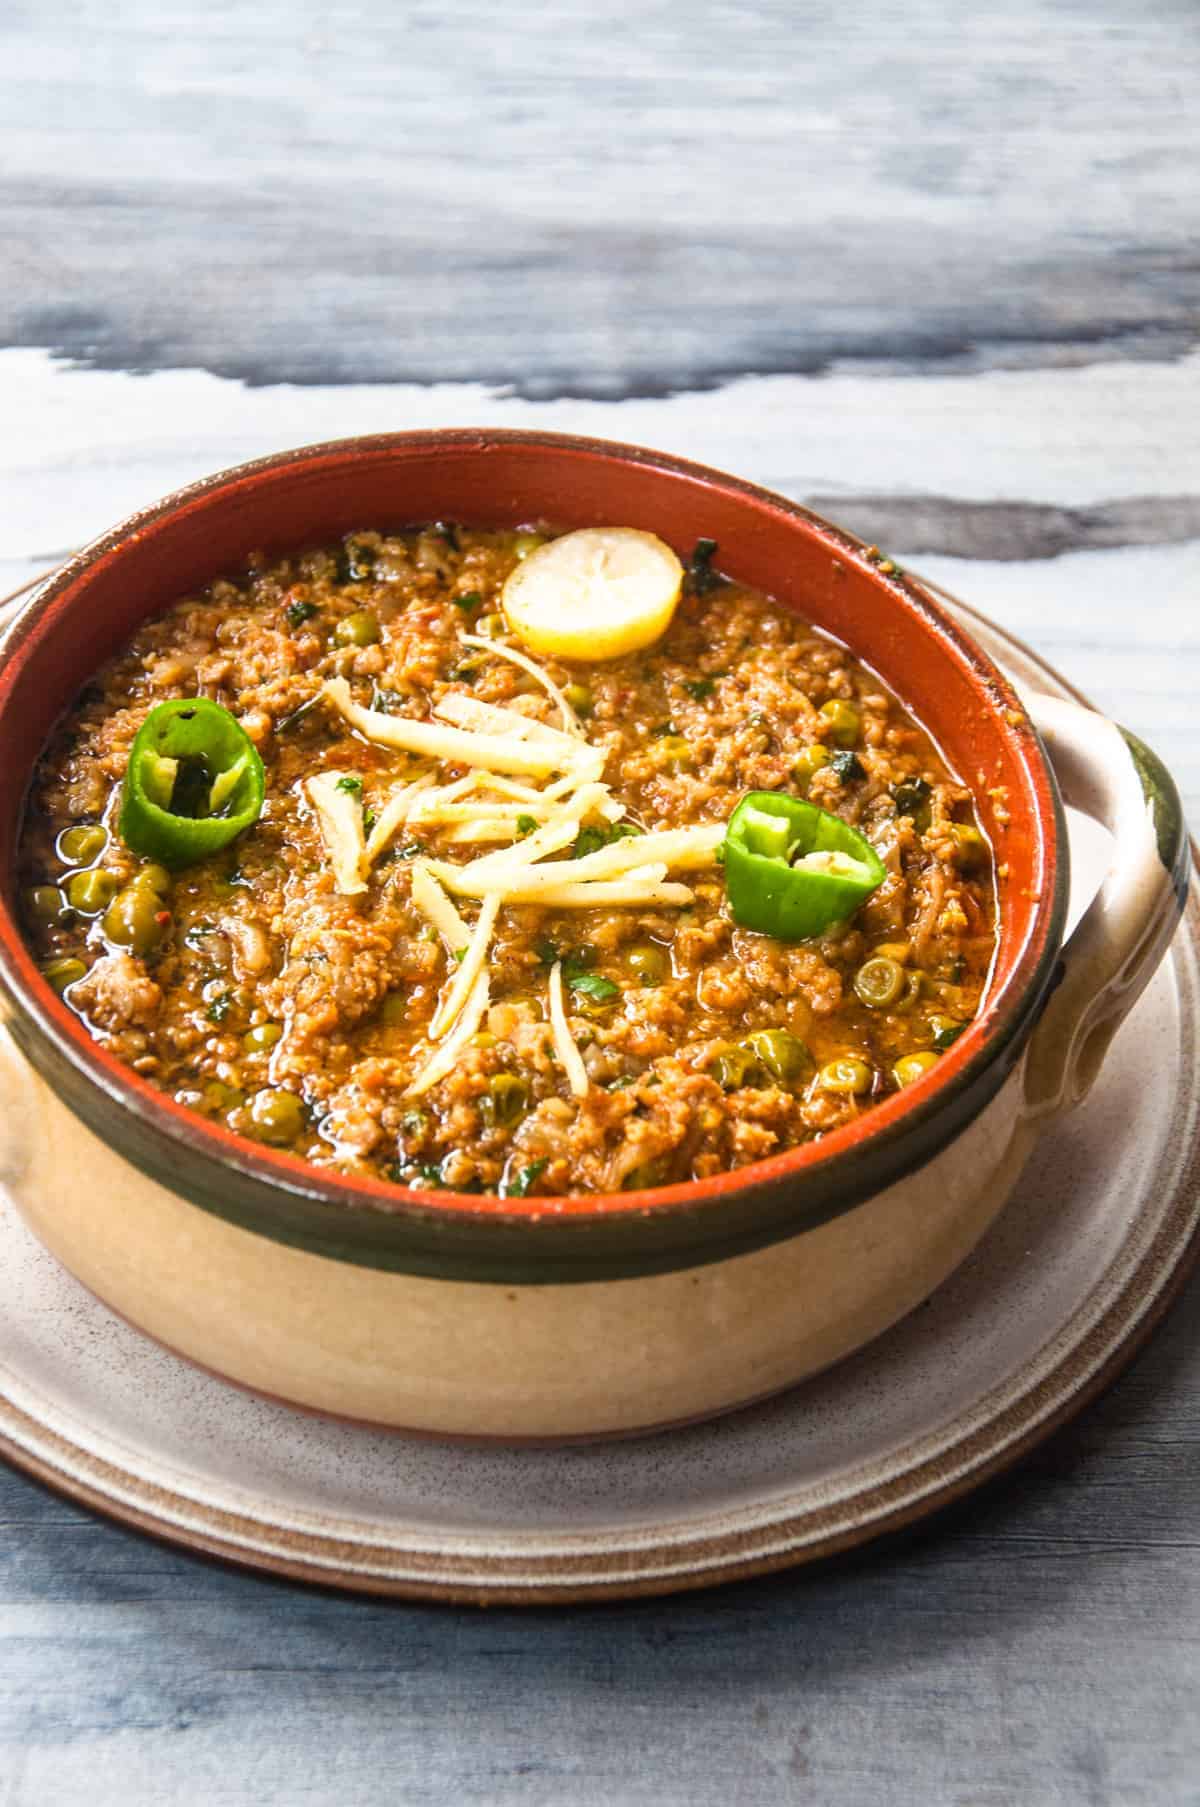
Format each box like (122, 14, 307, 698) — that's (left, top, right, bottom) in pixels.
(0, 598, 1196, 1603)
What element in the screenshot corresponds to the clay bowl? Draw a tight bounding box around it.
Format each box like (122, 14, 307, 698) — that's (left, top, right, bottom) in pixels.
(0, 432, 1187, 1439)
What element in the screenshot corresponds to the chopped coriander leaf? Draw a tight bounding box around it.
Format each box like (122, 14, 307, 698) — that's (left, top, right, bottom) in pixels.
(684, 677, 716, 701)
(276, 693, 322, 734)
(363, 809, 377, 834)
(573, 826, 606, 860)
(285, 599, 318, 628)
(650, 719, 678, 738)
(452, 590, 483, 613)
(829, 749, 866, 783)
(337, 541, 377, 583)
(502, 1157, 548, 1199)
(605, 1074, 638, 1091)
(567, 973, 620, 1004)
(932, 1020, 966, 1051)
(561, 944, 598, 980)
(534, 937, 560, 966)
(516, 814, 538, 837)
(453, 947, 468, 964)
(370, 687, 403, 714)
(205, 991, 234, 1024)
(417, 1162, 447, 1189)
(890, 777, 931, 817)
(685, 537, 722, 596)
(335, 775, 363, 795)
(572, 821, 642, 860)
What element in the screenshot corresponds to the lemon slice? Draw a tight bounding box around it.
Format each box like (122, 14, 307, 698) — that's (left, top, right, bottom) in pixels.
(502, 527, 683, 662)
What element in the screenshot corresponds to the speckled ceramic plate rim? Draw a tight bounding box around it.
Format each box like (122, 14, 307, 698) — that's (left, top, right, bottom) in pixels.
(0, 592, 1196, 1605)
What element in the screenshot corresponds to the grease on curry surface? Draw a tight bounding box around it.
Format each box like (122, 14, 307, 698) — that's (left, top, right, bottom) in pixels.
(19, 524, 996, 1198)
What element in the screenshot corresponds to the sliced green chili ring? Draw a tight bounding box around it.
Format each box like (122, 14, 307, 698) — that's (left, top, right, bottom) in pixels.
(710, 1045, 760, 1091)
(119, 699, 266, 870)
(721, 791, 885, 941)
(853, 955, 905, 1010)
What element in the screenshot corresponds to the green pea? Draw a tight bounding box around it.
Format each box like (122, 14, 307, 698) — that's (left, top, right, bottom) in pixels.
(334, 610, 382, 647)
(243, 1021, 282, 1054)
(24, 885, 70, 925)
(791, 744, 831, 793)
(202, 1079, 245, 1113)
(40, 956, 86, 994)
(651, 734, 692, 766)
(57, 824, 108, 866)
(951, 822, 989, 870)
(378, 991, 407, 1027)
(710, 1045, 761, 1091)
(564, 682, 594, 718)
(131, 863, 172, 898)
(819, 698, 861, 748)
(104, 884, 169, 954)
(483, 1072, 530, 1128)
(853, 956, 906, 1010)
(742, 1028, 811, 1083)
(249, 1088, 305, 1145)
(818, 1056, 873, 1095)
(893, 1051, 939, 1088)
(626, 940, 670, 986)
(65, 868, 118, 916)
(511, 531, 546, 561)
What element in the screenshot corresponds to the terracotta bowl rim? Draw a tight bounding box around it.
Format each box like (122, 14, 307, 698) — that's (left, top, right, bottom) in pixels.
(0, 429, 1068, 1273)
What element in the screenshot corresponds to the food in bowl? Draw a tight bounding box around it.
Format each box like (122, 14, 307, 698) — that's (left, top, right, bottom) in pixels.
(18, 520, 996, 1200)
(0, 431, 1184, 1440)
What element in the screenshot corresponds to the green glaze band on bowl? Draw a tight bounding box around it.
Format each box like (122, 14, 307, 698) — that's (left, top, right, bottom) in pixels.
(1120, 728, 1191, 907)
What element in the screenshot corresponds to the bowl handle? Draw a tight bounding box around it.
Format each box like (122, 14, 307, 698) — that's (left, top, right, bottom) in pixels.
(1020, 691, 1190, 1119)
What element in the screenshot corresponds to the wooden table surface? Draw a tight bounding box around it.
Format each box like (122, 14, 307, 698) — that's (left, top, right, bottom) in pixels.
(2, 4, 1199, 1801)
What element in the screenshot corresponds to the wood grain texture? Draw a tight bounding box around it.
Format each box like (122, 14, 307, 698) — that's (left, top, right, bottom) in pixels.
(2, 1288, 1199, 1806)
(2, 0, 1200, 1800)
(1, 0, 1198, 393)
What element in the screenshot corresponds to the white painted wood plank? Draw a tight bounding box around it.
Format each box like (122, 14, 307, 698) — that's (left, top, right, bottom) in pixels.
(4, 353, 1196, 822)
(2, 0, 1198, 391)
(5, 350, 1200, 569)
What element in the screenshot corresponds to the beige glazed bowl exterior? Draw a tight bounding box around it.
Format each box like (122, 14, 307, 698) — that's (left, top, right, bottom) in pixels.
(0, 433, 1187, 1439)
